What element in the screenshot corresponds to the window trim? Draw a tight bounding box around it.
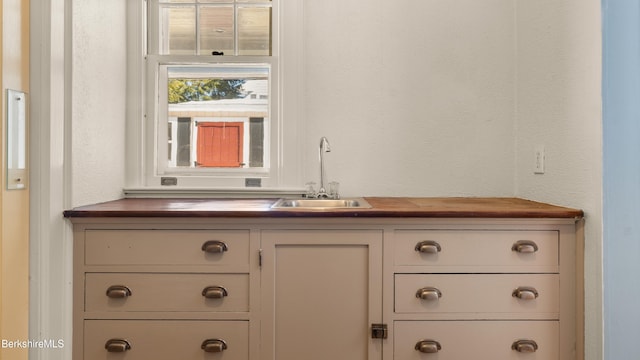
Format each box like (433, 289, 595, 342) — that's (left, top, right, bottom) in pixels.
(152, 60, 275, 178)
(125, 0, 304, 195)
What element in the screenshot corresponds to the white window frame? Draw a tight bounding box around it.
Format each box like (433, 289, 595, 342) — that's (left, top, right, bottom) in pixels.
(125, 0, 304, 195)
(154, 62, 273, 178)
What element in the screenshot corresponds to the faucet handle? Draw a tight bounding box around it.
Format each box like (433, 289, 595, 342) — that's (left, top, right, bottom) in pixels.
(304, 182, 317, 198)
(328, 181, 340, 199)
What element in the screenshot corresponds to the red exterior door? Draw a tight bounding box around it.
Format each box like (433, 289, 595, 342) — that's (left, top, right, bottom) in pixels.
(196, 122, 244, 167)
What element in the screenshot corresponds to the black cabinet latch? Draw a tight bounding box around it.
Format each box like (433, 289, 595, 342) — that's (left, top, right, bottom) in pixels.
(371, 324, 388, 339)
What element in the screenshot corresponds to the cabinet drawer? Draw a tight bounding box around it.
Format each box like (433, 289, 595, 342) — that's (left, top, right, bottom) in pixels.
(394, 230, 558, 268)
(84, 320, 248, 360)
(84, 230, 250, 266)
(85, 273, 249, 312)
(395, 274, 559, 317)
(394, 320, 558, 359)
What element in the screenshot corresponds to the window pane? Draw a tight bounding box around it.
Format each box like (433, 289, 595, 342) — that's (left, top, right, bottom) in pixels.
(176, 118, 192, 166)
(249, 118, 264, 167)
(154, 0, 272, 56)
(161, 6, 196, 54)
(199, 6, 234, 55)
(238, 6, 271, 56)
(165, 65, 269, 170)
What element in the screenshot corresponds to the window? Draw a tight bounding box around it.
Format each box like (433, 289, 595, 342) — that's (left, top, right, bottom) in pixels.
(152, 0, 272, 56)
(158, 64, 270, 174)
(126, 0, 302, 191)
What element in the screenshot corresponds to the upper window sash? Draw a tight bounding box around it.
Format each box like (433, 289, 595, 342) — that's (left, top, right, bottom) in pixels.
(147, 0, 273, 56)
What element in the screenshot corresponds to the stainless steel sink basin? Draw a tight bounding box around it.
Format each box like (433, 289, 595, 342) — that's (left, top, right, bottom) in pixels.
(272, 197, 372, 209)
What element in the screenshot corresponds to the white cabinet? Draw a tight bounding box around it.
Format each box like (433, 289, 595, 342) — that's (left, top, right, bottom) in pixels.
(260, 230, 383, 360)
(72, 226, 259, 360)
(70, 217, 580, 360)
(389, 225, 579, 360)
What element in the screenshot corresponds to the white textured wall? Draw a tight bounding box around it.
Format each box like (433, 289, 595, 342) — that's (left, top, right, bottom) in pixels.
(71, 0, 126, 206)
(303, 0, 516, 197)
(69, 0, 518, 200)
(515, 1, 602, 359)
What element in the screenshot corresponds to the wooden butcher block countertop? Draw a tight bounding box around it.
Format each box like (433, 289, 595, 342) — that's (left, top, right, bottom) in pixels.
(63, 197, 583, 219)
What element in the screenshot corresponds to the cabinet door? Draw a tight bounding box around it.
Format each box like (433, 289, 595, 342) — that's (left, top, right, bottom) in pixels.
(261, 230, 383, 360)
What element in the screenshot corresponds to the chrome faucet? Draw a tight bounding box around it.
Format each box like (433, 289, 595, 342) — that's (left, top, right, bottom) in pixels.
(304, 137, 339, 199)
(318, 136, 331, 198)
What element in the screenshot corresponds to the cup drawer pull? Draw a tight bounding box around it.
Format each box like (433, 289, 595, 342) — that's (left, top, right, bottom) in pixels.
(201, 338, 228, 353)
(105, 339, 131, 352)
(415, 340, 442, 353)
(512, 339, 538, 353)
(512, 240, 539, 253)
(512, 286, 539, 300)
(202, 286, 229, 299)
(106, 285, 132, 299)
(202, 240, 228, 254)
(415, 241, 441, 254)
(416, 287, 442, 301)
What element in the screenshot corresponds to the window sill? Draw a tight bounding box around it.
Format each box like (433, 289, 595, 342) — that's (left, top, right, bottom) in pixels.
(123, 187, 304, 199)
